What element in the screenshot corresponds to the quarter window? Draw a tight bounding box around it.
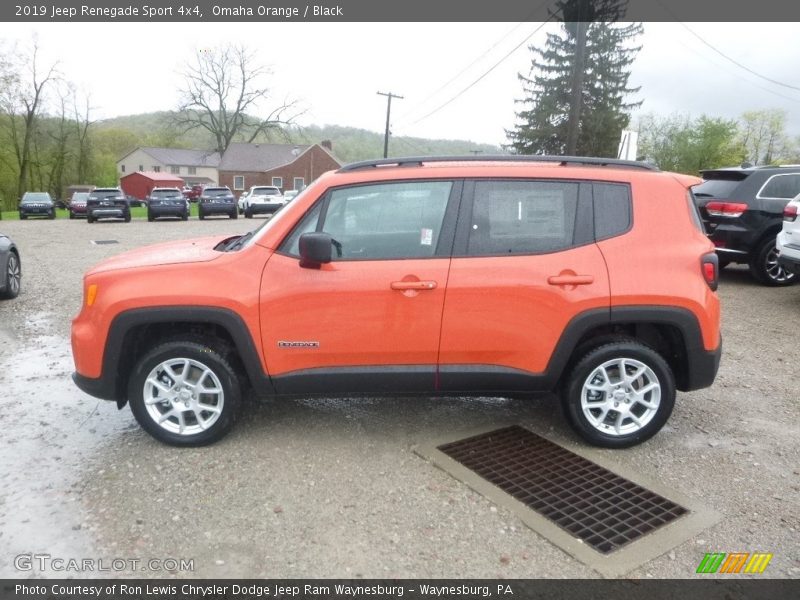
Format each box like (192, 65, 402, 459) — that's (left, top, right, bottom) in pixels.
(468, 181, 579, 255)
(593, 183, 632, 239)
(757, 173, 800, 199)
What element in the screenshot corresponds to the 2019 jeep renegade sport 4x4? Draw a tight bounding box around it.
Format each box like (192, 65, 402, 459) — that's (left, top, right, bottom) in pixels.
(71, 156, 721, 448)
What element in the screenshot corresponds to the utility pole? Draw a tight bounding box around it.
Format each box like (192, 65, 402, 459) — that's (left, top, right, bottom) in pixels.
(377, 91, 404, 158)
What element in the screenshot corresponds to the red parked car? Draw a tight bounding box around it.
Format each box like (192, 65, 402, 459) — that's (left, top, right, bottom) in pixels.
(182, 185, 203, 202)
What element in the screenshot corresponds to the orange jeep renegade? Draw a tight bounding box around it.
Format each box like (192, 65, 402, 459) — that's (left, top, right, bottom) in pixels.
(71, 156, 721, 448)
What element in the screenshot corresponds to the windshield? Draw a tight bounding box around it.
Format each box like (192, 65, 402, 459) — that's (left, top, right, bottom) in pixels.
(22, 193, 50, 203)
(693, 179, 743, 198)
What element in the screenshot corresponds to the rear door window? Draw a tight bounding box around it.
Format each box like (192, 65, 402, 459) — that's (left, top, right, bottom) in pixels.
(466, 180, 580, 255)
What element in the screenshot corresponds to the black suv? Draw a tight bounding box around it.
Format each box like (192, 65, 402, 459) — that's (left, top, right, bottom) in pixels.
(198, 186, 237, 220)
(19, 192, 55, 220)
(147, 188, 189, 221)
(694, 165, 800, 286)
(87, 188, 131, 223)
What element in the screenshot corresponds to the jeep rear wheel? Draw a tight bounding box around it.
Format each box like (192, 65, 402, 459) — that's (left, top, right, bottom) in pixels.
(562, 340, 675, 448)
(128, 340, 241, 446)
(750, 236, 796, 286)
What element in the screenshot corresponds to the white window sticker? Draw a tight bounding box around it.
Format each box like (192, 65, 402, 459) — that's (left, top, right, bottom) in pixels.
(420, 228, 433, 246)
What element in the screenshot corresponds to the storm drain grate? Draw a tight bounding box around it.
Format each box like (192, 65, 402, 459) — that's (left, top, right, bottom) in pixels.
(90, 240, 119, 245)
(438, 426, 688, 554)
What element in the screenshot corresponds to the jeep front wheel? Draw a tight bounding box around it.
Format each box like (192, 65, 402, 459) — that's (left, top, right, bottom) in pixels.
(128, 340, 241, 446)
(562, 341, 675, 448)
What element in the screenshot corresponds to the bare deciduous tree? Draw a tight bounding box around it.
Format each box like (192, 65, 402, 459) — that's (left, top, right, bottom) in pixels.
(175, 45, 303, 154)
(0, 41, 59, 198)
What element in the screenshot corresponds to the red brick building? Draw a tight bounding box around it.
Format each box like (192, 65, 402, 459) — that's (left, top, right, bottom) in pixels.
(217, 141, 341, 193)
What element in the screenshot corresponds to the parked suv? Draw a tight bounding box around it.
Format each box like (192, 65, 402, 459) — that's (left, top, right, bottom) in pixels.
(147, 187, 189, 221)
(71, 156, 721, 448)
(86, 188, 131, 223)
(694, 164, 800, 286)
(19, 192, 55, 220)
(776, 193, 800, 274)
(242, 185, 285, 218)
(68, 192, 90, 219)
(198, 186, 237, 219)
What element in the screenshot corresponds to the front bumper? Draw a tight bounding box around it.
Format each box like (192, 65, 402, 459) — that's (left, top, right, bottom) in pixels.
(72, 371, 118, 402)
(20, 206, 53, 216)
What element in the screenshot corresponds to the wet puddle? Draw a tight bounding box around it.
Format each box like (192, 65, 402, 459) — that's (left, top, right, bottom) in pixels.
(0, 313, 130, 577)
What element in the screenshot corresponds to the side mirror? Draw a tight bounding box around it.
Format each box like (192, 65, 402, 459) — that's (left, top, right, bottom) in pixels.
(299, 232, 333, 268)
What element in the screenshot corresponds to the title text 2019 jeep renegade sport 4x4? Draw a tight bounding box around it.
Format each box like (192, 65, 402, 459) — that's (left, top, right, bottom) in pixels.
(71, 156, 721, 448)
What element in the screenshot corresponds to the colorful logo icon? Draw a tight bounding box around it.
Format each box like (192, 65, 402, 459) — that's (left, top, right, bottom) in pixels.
(696, 552, 773, 574)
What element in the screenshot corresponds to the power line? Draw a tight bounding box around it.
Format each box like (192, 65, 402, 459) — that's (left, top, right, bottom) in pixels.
(677, 22, 800, 93)
(408, 19, 554, 127)
(398, 0, 553, 123)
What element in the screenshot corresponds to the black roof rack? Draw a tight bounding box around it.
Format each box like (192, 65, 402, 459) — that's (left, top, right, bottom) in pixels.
(337, 155, 659, 173)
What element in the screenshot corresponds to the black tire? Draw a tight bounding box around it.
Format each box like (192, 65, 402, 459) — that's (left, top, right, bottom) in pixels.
(182, 211, 189, 221)
(198, 207, 205, 220)
(230, 210, 238, 219)
(19, 213, 26, 220)
(561, 340, 676, 448)
(127, 339, 242, 446)
(749, 236, 796, 286)
(87, 214, 94, 223)
(244, 207, 252, 219)
(69, 212, 75, 220)
(0, 250, 21, 299)
(147, 210, 154, 222)
(49, 210, 55, 220)
(124, 211, 132, 223)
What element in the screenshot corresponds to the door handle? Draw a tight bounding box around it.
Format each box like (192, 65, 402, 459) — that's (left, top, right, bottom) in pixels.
(547, 274, 594, 286)
(390, 280, 437, 291)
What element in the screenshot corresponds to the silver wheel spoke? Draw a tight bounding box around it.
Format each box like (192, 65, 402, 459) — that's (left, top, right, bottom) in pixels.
(581, 356, 661, 438)
(146, 377, 172, 395)
(143, 356, 225, 436)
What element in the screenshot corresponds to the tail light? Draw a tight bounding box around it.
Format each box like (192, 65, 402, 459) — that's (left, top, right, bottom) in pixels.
(701, 253, 719, 291)
(705, 201, 748, 217)
(783, 204, 798, 222)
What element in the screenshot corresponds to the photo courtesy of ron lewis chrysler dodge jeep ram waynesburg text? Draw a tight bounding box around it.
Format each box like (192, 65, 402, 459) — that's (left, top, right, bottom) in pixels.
(70, 156, 721, 448)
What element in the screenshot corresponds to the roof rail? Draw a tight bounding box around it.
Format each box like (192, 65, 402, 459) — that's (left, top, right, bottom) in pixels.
(337, 155, 659, 173)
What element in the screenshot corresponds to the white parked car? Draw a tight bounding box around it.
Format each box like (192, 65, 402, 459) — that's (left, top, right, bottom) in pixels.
(776, 193, 800, 274)
(237, 191, 249, 214)
(243, 185, 285, 218)
(283, 189, 300, 202)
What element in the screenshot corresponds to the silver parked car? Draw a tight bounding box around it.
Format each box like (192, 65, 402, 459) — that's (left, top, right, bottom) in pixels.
(0, 233, 21, 299)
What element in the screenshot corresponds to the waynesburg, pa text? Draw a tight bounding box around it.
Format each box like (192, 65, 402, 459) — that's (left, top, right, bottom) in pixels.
(15, 584, 513, 598)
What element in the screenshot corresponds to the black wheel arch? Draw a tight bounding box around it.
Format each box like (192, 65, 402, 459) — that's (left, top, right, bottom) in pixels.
(82, 306, 274, 405)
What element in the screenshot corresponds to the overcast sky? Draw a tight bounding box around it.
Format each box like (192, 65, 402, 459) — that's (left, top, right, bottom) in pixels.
(2, 21, 800, 146)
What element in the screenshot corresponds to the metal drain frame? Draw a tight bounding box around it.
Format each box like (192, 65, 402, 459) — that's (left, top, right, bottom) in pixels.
(415, 425, 721, 578)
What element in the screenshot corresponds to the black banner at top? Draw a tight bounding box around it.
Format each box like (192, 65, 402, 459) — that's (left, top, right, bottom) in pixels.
(2, 0, 800, 22)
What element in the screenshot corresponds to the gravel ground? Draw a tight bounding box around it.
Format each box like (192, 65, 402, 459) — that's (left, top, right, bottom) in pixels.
(0, 217, 798, 579)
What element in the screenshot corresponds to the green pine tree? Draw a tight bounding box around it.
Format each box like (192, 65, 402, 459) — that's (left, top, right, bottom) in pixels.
(507, 1, 642, 157)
